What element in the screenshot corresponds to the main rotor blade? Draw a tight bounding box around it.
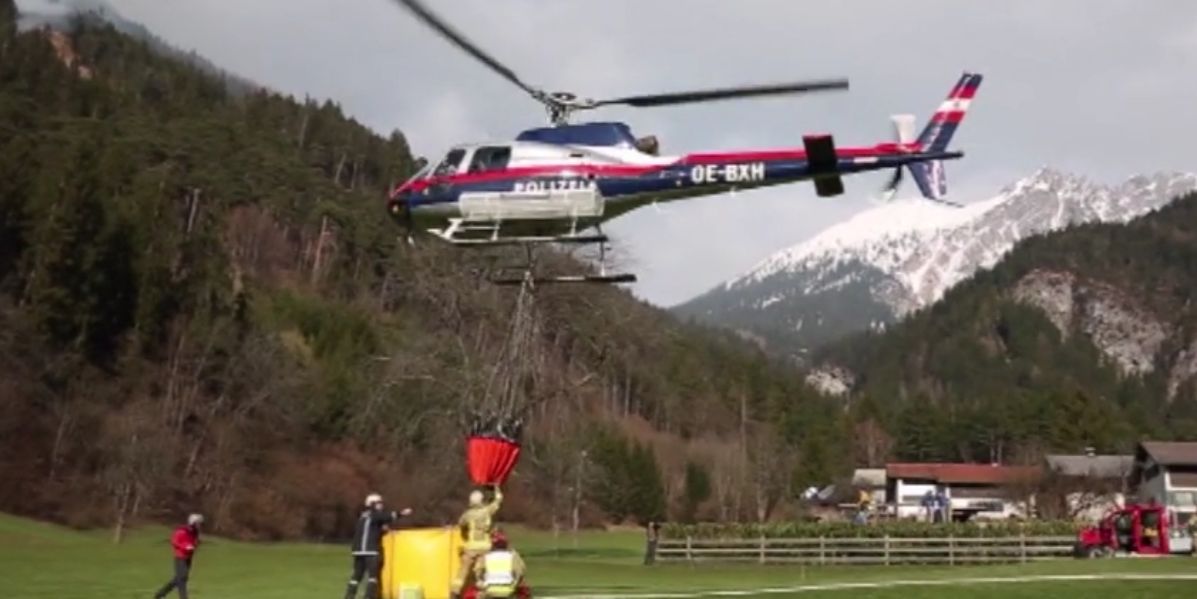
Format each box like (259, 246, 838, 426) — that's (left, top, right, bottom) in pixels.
(593, 79, 849, 108)
(392, 0, 540, 98)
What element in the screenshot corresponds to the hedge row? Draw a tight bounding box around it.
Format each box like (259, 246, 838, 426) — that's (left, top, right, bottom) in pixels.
(662, 520, 1083, 539)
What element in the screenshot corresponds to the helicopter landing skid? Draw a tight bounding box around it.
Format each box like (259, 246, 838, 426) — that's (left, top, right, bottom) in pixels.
(439, 233, 609, 247)
(490, 272, 637, 286)
(429, 216, 607, 247)
(483, 230, 635, 287)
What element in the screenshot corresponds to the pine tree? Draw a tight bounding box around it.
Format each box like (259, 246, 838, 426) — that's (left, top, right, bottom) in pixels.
(896, 396, 947, 461)
(681, 461, 711, 523)
(22, 135, 109, 351)
(587, 428, 632, 518)
(628, 443, 667, 525)
(0, 0, 15, 41)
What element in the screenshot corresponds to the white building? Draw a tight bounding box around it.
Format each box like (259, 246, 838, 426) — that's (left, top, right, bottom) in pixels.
(1131, 441, 1197, 528)
(1044, 452, 1132, 522)
(885, 463, 1038, 521)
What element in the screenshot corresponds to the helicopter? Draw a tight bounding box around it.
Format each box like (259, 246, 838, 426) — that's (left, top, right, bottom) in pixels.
(387, 0, 983, 285)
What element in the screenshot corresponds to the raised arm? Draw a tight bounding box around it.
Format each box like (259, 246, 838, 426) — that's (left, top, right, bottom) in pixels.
(372, 506, 412, 526)
(486, 486, 503, 515)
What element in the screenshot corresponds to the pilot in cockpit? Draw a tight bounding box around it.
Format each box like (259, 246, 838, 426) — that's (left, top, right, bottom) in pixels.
(634, 135, 660, 156)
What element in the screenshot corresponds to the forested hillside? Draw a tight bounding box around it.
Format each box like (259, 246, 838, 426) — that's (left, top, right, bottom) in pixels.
(0, 5, 846, 540)
(817, 189, 1197, 463)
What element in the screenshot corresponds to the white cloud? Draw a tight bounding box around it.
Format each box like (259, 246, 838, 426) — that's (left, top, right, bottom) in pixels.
(27, 0, 1197, 305)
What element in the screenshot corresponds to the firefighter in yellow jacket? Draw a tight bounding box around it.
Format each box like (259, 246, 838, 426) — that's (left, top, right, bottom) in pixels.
(479, 530, 526, 599)
(452, 485, 503, 599)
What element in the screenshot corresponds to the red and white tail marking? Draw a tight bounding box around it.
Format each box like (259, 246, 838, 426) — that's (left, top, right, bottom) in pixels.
(929, 74, 982, 124)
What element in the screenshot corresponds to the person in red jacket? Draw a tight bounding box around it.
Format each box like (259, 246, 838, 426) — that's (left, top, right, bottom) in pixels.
(154, 513, 203, 599)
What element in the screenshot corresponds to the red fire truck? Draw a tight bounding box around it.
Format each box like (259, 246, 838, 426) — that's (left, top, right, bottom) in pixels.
(1074, 503, 1194, 557)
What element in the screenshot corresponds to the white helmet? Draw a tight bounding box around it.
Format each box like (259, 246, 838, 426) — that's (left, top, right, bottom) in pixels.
(468, 490, 484, 506)
(365, 493, 383, 507)
(187, 513, 204, 526)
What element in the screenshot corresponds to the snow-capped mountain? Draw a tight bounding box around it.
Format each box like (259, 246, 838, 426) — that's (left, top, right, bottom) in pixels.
(674, 168, 1197, 356)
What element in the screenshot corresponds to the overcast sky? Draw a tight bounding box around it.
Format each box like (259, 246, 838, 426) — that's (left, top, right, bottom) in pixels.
(23, 1, 1197, 305)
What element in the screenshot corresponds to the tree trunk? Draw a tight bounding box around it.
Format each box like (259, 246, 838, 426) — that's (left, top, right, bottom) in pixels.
(184, 430, 207, 479)
(297, 108, 310, 149)
(572, 452, 584, 537)
(333, 152, 347, 187)
(131, 485, 144, 520)
(622, 368, 631, 418)
(163, 331, 187, 427)
(310, 215, 329, 285)
(185, 188, 201, 236)
(112, 481, 131, 544)
(48, 403, 72, 480)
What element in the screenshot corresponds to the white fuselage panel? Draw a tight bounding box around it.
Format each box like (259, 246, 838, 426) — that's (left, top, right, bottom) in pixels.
(458, 187, 603, 222)
(501, 142, 676, 168)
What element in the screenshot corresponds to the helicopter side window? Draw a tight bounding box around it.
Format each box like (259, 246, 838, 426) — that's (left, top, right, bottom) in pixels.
(433, 149, 466, 178)
(468, 146, 512, 173)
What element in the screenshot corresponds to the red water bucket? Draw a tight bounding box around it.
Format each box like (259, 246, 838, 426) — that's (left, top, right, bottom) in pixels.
(466, 436, 521, 486)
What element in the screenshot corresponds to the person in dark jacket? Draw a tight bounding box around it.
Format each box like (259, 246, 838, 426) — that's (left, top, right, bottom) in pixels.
(345, 493, 413, 599)
(154, 513, 203, 599)
(643, 522, 661, 565)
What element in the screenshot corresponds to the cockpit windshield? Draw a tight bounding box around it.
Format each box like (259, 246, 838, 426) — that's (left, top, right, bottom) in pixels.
(402, 161, 434, 187)
(433, 149, 466, 178)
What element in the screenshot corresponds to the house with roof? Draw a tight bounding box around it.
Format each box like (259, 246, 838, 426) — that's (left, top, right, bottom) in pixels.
(1044, 450, 1132, 521)
(1130, 441, 1197, 527)
(885, 463, 1040, 521)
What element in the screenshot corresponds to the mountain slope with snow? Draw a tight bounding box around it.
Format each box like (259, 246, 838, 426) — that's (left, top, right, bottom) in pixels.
(674, 169, 1197, 356)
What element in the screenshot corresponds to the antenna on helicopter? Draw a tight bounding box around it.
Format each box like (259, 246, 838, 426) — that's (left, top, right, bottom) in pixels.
(393, 0, 850, 126)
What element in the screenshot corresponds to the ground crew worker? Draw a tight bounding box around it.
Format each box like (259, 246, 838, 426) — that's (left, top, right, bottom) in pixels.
(452, 485, 503, 599)
(154, 513, 203, 599)
(478, 530, 526, 599)
(345, 493, 412, 599)
(643, 522, 661, 565)
(855, 489, 872, 525)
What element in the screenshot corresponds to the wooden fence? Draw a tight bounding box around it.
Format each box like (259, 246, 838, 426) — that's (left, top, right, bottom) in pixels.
(655, 535, 1077, 565)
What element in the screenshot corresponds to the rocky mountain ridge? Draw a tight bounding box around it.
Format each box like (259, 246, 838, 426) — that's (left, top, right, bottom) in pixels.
(676, 168, 1197, 356)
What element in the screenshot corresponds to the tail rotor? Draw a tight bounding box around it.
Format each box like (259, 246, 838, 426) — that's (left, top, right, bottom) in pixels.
(876, 73, 982, 207)
(878, 114, 917, 201)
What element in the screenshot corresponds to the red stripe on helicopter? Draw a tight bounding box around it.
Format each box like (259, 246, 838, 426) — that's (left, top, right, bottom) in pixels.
(930, 111, 966, 123)
(954, 83, 979, 99)
(406, 163, 663, 191)
(681, 143, 923, 165)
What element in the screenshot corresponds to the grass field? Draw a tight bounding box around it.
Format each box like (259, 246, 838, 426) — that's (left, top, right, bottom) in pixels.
(2, 514, 1195, 599)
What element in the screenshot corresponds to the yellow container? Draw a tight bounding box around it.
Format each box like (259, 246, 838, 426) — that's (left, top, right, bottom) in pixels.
(381, 527, 462, 599)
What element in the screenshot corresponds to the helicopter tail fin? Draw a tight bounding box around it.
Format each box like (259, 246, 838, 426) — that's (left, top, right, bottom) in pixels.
(916, 72, 983, 153)
(906, 159, 950, 202)
(900, 73, 981, 203)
